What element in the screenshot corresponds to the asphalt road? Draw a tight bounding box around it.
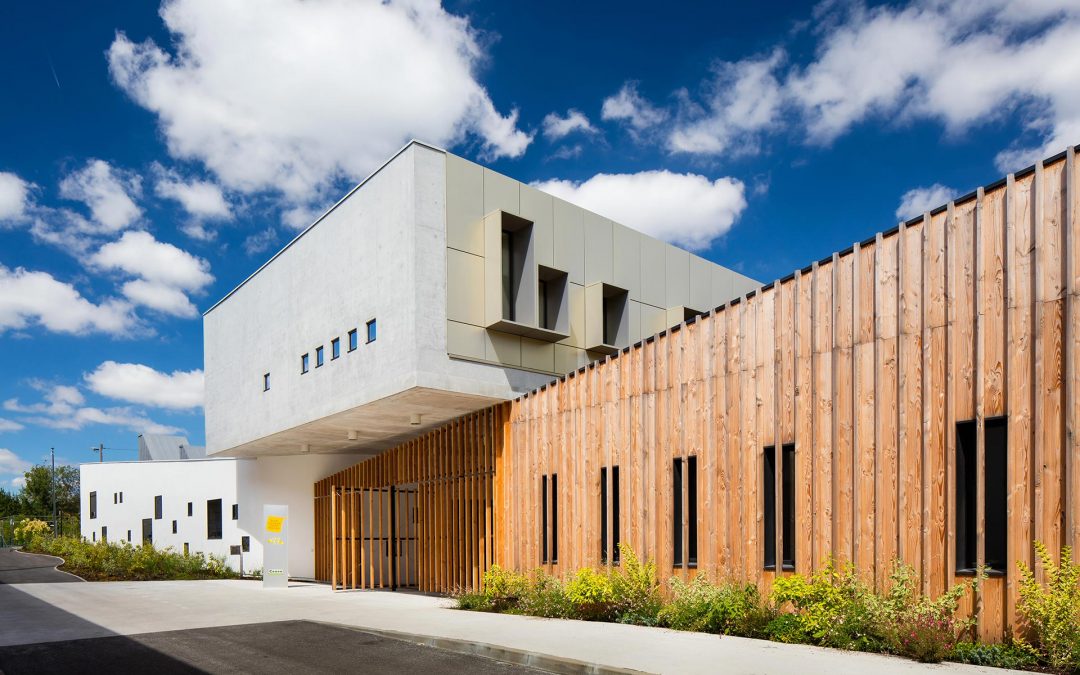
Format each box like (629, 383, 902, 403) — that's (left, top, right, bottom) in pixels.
(0, 620, 552, 674)
(0, 548, 81, 584)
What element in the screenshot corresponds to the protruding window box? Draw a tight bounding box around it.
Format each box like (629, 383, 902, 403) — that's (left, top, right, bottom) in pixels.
(585, 282, 629, 355)
(483, 211, 570, 343)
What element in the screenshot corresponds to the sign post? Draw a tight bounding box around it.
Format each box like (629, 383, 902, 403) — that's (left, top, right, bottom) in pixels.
(262, 504, 289, 589)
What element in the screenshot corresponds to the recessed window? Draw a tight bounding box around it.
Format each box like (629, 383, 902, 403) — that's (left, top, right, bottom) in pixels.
(348, 329, 358, 352)
(142, 518, 152, 545)
(600, 466, 621, 565)
(763, 444, 795, 570)
(92, 531, 96, 542)
(301, 353, 310, 374)
(127, 530, 132, 542)
(263, 373, 270, 391)
(331, 338, 340, 360)
(187, 502, 193, 517)
(366, 319, 377, 343)
(171, 520, 177, 534)
(957, 418, 1008, 574)
(101, 526, 107, 542)
(207, 499, 223, 540)
(241, 536, 250, 552)
(113, 493, 117, 505)
(183, 542, 189, 555)
(541, 473, 558, 564)
(232, 504, 239, 520)
(154, 495, 163, 520)
(673, 456, 698, 567)
(316, 346, 325, 367)
(119, 492, 123, 504)
(89, 491, 97, 519)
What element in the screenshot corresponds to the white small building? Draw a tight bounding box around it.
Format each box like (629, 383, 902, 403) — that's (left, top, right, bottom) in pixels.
(80, 441, 357, 578)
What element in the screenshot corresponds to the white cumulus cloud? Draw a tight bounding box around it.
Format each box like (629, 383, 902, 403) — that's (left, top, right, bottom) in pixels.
(0, 265, 136, 336)
(601, 82, 668, 133)
(4, 383, 182, 435)
(90, 230, 214, 318)
(542, 109, 597, 140)
(58, 159, 142, 232)
(0, 418, 24, 432)
(533, 171, 747, 251)
(895, 183, 958, 220)
(85, 361, 203, 410)
(0, 448, 31, 477)
(0, 172, 32, 222)
(107, 0, 533, 219)
(153, 165, 232, 239)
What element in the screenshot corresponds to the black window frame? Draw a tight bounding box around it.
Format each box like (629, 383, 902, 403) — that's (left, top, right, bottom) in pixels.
(612, 465, 621, 565)
(241, 535, 250, 553)
(207, 498, 223, 540)
(171, 520, 177, 534)
(154, 495, 163, 520)
(331, 337, 340, 360)
(101, 526, 107, 542)
(764, 446, 777, 570)
(600, 467, 608, 564)
(348, 329, 358, 351)
(89, 491, 97, 519)
(541, 474, 548, 564)
(551, 473, 558, 564)
(984, 416, 1007, 574)
(187, 502, 193, 517)
(673, 458, 684, 566)
(232, 503, 239, 520)
(781, 443, 796, 570)
(366, 318, 377, 343)
(687, 456, 698, 567)
(315, 346, 325, 367)
(142, 518, 152, 545)
(301, 353, 310, 374)
(263, 372, 270, 391)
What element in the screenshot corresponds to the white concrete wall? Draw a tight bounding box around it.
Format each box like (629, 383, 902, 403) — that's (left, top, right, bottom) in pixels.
(80, 453, 359, 578)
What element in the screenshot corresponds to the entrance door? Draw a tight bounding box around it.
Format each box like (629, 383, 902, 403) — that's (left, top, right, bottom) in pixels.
(331, 485, 419, 591)
(393, 485, 418, 589)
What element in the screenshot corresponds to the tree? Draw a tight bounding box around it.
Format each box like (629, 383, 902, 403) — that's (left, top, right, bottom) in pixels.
(19, 465, 80, 517)
(0, 488, 21, 518)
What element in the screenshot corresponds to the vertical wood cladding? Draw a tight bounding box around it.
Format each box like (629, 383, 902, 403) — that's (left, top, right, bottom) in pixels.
(315, 147, 1078, 641)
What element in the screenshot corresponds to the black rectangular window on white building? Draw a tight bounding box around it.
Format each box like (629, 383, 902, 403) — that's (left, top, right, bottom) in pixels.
(956, 418, 1007, 575)
(89, 491, 97, 519)
(142, 518, 152, 544)
(207, 499, 223, 540)
(540, 473, 558, 565)
(154, 495, 163, 519)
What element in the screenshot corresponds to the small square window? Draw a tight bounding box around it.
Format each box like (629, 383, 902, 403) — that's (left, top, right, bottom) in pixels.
(301, 353, 310, 373)
(366, 318, 377, 343)
(263, 373, 270, 391)
(316, 346, 325, 367)
(348, 329, 358, 352)
(331, 338, 340, 360)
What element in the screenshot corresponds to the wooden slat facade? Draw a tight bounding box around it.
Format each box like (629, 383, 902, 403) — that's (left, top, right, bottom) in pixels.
(313, 148, 1078, 641)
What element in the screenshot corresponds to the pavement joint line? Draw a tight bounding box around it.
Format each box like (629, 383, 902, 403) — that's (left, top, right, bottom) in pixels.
(11, 548, 86, 582)
(319, 620, 653, 675)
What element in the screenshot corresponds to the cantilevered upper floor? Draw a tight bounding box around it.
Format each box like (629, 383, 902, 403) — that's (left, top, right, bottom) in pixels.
(203, 141, 758, 458)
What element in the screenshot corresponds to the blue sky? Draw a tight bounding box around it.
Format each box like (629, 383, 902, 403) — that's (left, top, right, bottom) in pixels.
(1, 0, 1077, 487)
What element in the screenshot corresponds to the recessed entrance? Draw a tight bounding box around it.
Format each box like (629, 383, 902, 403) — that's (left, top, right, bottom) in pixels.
(329, 484, 417, 591)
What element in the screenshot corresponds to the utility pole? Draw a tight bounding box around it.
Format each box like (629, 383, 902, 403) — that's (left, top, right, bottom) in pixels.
(91, 443, 104, 462)
(50, 448, 57, 535)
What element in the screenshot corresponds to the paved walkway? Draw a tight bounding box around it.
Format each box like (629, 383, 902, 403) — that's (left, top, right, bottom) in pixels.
(0, 580, 1023, 674)
(0, 548, 82, 584)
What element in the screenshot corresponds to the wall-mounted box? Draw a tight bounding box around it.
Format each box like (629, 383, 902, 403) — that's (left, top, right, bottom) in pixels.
(585, 282, 629, 355)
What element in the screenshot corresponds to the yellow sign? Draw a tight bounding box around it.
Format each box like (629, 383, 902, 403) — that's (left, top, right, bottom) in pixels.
(265, 515, 285, 533)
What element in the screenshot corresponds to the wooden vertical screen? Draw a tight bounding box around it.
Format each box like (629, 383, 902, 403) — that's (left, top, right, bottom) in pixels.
(314, 405, 505, 594)
(312, 147, 1077, 642)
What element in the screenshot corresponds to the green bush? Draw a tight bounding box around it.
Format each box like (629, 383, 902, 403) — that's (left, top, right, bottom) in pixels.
(769, 559, 885, 651)
(659, 576, 772, 637)
(876, 561, 980, 662)
(608, 544, 662, 625)
(516, 570, 572, 618)
(13, 518, 51, 544)
(24, 535, 237, 581)
(950, 639, 1041, 670)
(482, 565, 530, 611)
(1017, 542, 1080, 673)
(565, 567, 615, 620)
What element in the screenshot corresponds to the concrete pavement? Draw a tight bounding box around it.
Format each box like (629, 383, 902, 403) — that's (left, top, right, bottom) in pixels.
(0, 620, 548, 674)
(0, 580, 1025, 675)
(0, 549, 82, 584)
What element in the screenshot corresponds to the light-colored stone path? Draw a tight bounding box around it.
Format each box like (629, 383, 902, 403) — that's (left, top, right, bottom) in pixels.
(0, 580, 1023, 675)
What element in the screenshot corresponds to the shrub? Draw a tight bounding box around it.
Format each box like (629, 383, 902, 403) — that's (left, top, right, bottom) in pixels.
(455, 590, 495, 612)
(23, 535, 237, 581)
(608, 544, 663, 625)
(877, 560, 980, 662)
(769, 559, 885, 651)
(950, 639, 1040, 670)
(482, 565, 530, 612)
(659, 576, 772, 637)
(565, 567, 615, 620)
(14, 518, 50, 544)
(1017, 542, 1080, 673)
(517, 570, 572, 618)
(894, 613, 959, 663)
